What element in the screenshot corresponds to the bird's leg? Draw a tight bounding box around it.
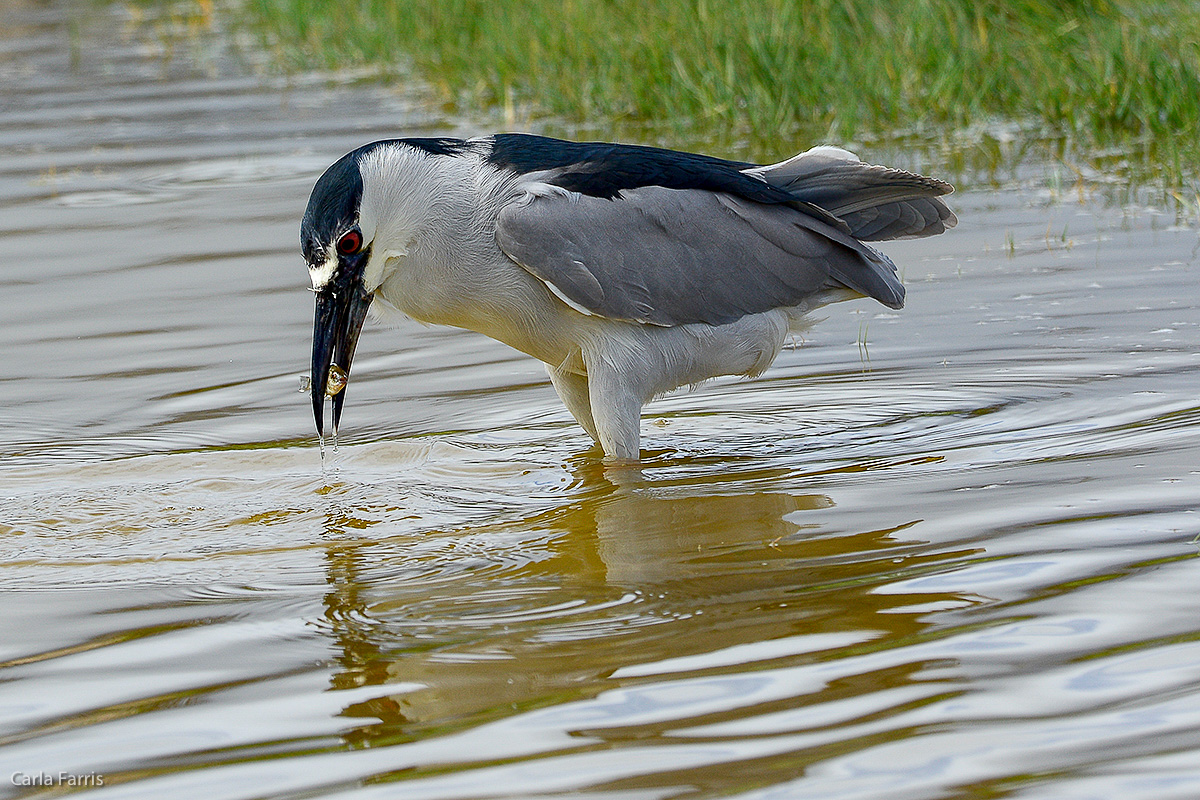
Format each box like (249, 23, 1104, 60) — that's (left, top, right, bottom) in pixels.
(546, 364, 601, 444)
(584, 358, 644, 462)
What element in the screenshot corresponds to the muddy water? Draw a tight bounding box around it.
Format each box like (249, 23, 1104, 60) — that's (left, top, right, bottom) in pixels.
(3, 2, 1200, 799)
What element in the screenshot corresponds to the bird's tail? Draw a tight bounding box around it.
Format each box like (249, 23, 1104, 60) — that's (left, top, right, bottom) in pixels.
(744, 146, 957, 241)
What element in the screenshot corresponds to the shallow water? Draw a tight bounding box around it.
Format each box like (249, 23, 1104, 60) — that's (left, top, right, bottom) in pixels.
(3, 3, 1200, 799)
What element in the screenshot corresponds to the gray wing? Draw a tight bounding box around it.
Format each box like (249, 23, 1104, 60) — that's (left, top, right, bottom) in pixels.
(495, 186, 904, 327)
(746, 147, 958, 241)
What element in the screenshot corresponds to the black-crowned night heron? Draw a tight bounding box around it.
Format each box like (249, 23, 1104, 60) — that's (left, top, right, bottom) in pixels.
(303, 134, 955, 460)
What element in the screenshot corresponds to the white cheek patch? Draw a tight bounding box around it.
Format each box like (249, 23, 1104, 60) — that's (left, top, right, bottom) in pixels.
(308, 251, 338, 290)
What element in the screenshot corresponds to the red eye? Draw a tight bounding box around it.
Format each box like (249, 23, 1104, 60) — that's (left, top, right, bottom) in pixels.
(336, 229, 362, 255)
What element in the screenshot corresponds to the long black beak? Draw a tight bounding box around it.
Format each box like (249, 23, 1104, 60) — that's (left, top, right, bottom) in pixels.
(311, 284, 373, 438)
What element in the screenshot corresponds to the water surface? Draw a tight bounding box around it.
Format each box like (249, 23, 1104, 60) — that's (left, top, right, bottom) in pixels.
(2, 3, 1199, 799)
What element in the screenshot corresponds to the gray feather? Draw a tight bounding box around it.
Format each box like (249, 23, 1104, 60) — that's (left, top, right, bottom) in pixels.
(495, 186, 904, 327)
(749, 149, 958, 241)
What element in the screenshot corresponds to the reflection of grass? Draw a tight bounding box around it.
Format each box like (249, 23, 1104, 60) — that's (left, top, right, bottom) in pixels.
(857, 318, 870, 368)
(238, 0, 1197, 188)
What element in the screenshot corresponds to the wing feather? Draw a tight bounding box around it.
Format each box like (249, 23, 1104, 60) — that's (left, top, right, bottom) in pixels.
(745, 147, 958, 241)
(495, 186, 904, 327)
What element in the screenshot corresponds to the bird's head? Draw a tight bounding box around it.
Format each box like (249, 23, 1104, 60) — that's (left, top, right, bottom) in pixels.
(302, 137, 480, 438)
(301, 146, 377, 440)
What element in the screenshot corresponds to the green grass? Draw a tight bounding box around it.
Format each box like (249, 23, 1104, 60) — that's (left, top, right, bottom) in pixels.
(236, 0, 1198, 194)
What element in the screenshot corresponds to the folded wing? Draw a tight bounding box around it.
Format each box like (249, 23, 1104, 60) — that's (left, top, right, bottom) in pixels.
(496, 185, 906, 327)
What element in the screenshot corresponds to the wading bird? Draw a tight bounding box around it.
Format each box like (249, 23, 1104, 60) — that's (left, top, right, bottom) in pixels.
(303, 134, 955, 460)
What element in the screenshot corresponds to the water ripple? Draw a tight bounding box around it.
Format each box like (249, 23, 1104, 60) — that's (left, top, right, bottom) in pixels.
(2, 2, 1200, 798)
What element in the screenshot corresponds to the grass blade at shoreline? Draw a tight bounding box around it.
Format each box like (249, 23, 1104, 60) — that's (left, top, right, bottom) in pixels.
(239, 0, 1197, 194)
